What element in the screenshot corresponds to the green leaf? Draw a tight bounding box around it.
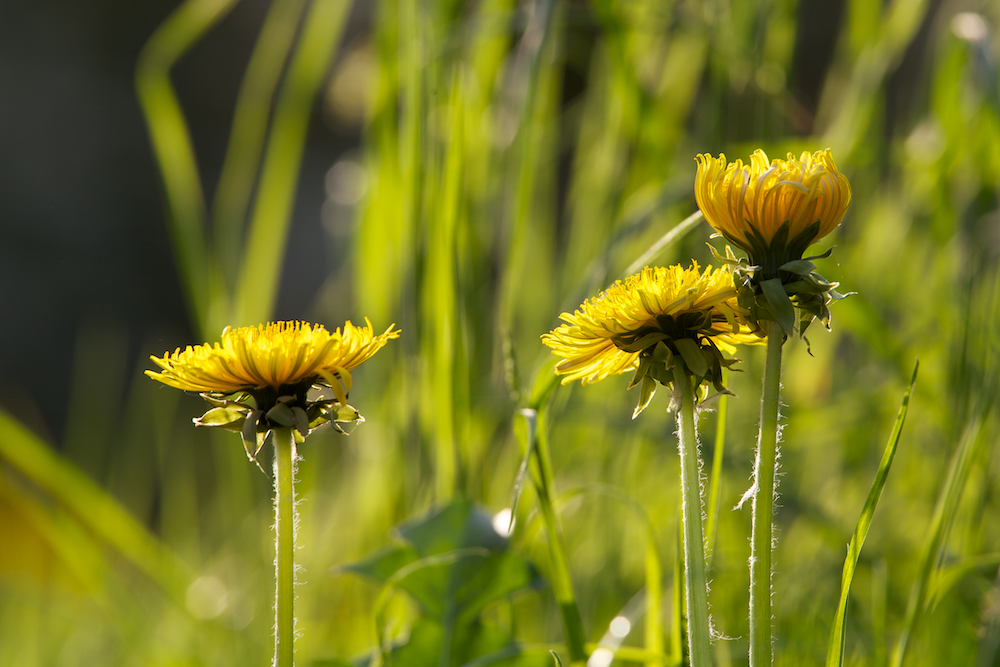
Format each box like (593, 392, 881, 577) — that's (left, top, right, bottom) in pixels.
(761, 277, 796, 337)
(344, 500, 541, 625)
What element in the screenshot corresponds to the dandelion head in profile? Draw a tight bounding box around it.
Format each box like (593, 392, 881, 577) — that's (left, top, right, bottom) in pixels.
(541, 263, 761, 418)
(695, 149, 853, 338)
(695, 149, 851, 272)
(146, 319, 400, 464)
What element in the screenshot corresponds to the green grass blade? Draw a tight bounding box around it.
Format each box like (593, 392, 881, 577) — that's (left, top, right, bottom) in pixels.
(705, 372, 727, 564)
(135, 0, 238, 336)
(234, 0, 352, 326)
(621, 210, 704, 278)
(890, 411, 988, 667)
(211, 0, 311, 287)
(514, 402, 588, 664)
(826, 361, 918, 667)
(424, 71, 464, 501)
(0, 409, 193, 605)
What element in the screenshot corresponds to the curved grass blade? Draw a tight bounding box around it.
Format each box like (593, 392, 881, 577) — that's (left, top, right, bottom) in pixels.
(622, 210, 705, 279)
(826, 361, 918, 667)
(0, 408, 193, 605)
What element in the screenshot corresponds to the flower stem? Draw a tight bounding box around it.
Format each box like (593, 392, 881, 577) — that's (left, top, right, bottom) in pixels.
(749, 321, 783, 667)
(273, 426, 297, 667)
(672, 369, 712, 667)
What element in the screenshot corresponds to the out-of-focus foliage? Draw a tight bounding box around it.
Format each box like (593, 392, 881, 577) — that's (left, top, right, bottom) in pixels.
(1, 1, 999, 666)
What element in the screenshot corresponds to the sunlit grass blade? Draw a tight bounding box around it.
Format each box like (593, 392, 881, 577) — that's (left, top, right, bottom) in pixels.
(423, 71, 465, 501)
(826, 361, 918, 667)
(234, 0, 352, 326)
(705, 373, 728, 564)
(671, 518, 684, 667)
(823, 0, 933, 158)
(929, 552, 1000, 608)
(558, 483, 666, 667)
(0, 409, 193, 604)
(890, 403, 989, 667)
(621, 210, 705, 279)
(513, 404, 588, 664)
(496, 0, 558, 330)
(211, 0, 310, 285)
(135, 0, 238, 336)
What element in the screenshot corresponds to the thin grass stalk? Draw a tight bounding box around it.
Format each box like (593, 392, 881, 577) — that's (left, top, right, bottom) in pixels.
(705, 372, 728, 563)
(672, 368, 712, 667)
(135, 0, 238, 336)
(670, 521, 683, 667)
(749, 320, 783, 667)
(234, 0, 351, 326)
(531, 406, 588, 665)
(273, 426, 297, 667)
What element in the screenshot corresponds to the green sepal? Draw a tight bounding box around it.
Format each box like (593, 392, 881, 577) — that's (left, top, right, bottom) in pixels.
(266, 401, 297, 428)
(627, 354, 652, 390)
(761, 277, 796, 337)
(646, 342, 675, 386)
(194, 403, 251, 432)
(330, 404, 365, 434)
(617, 331, 670, 353)
(291, 406, 310, 439)
(239, 409, 267, 471)
(803, 246, 834, 261)
(674, 337, 709, 378)
(779, 259, 817, 276)
(706, 242, 741, 266)
(632, 375, 657, 420)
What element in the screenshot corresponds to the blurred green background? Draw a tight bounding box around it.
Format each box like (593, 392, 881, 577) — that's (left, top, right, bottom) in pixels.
(1, 0, 999, 665)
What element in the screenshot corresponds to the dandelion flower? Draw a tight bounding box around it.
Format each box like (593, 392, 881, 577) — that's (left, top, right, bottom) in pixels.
(147, 319, 397, 394)
(542, 263, 760, 415)
(147, 319, 399, 458)
(695, 149, 851, 270)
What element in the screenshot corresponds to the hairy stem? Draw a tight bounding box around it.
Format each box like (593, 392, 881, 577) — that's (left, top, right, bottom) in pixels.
(273, 426, 296, 667)
(749, 321, 784, 667)
(673, 369, 712, 667)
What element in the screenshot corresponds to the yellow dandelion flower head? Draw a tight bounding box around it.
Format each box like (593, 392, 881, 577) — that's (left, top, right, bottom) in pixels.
(146, 319, 400, 394)
(541, 263, 761, 387)
(695, 149, 851, 263)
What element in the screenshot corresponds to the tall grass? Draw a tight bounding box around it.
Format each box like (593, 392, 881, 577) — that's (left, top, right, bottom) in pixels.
(2, 1, 999, 665)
